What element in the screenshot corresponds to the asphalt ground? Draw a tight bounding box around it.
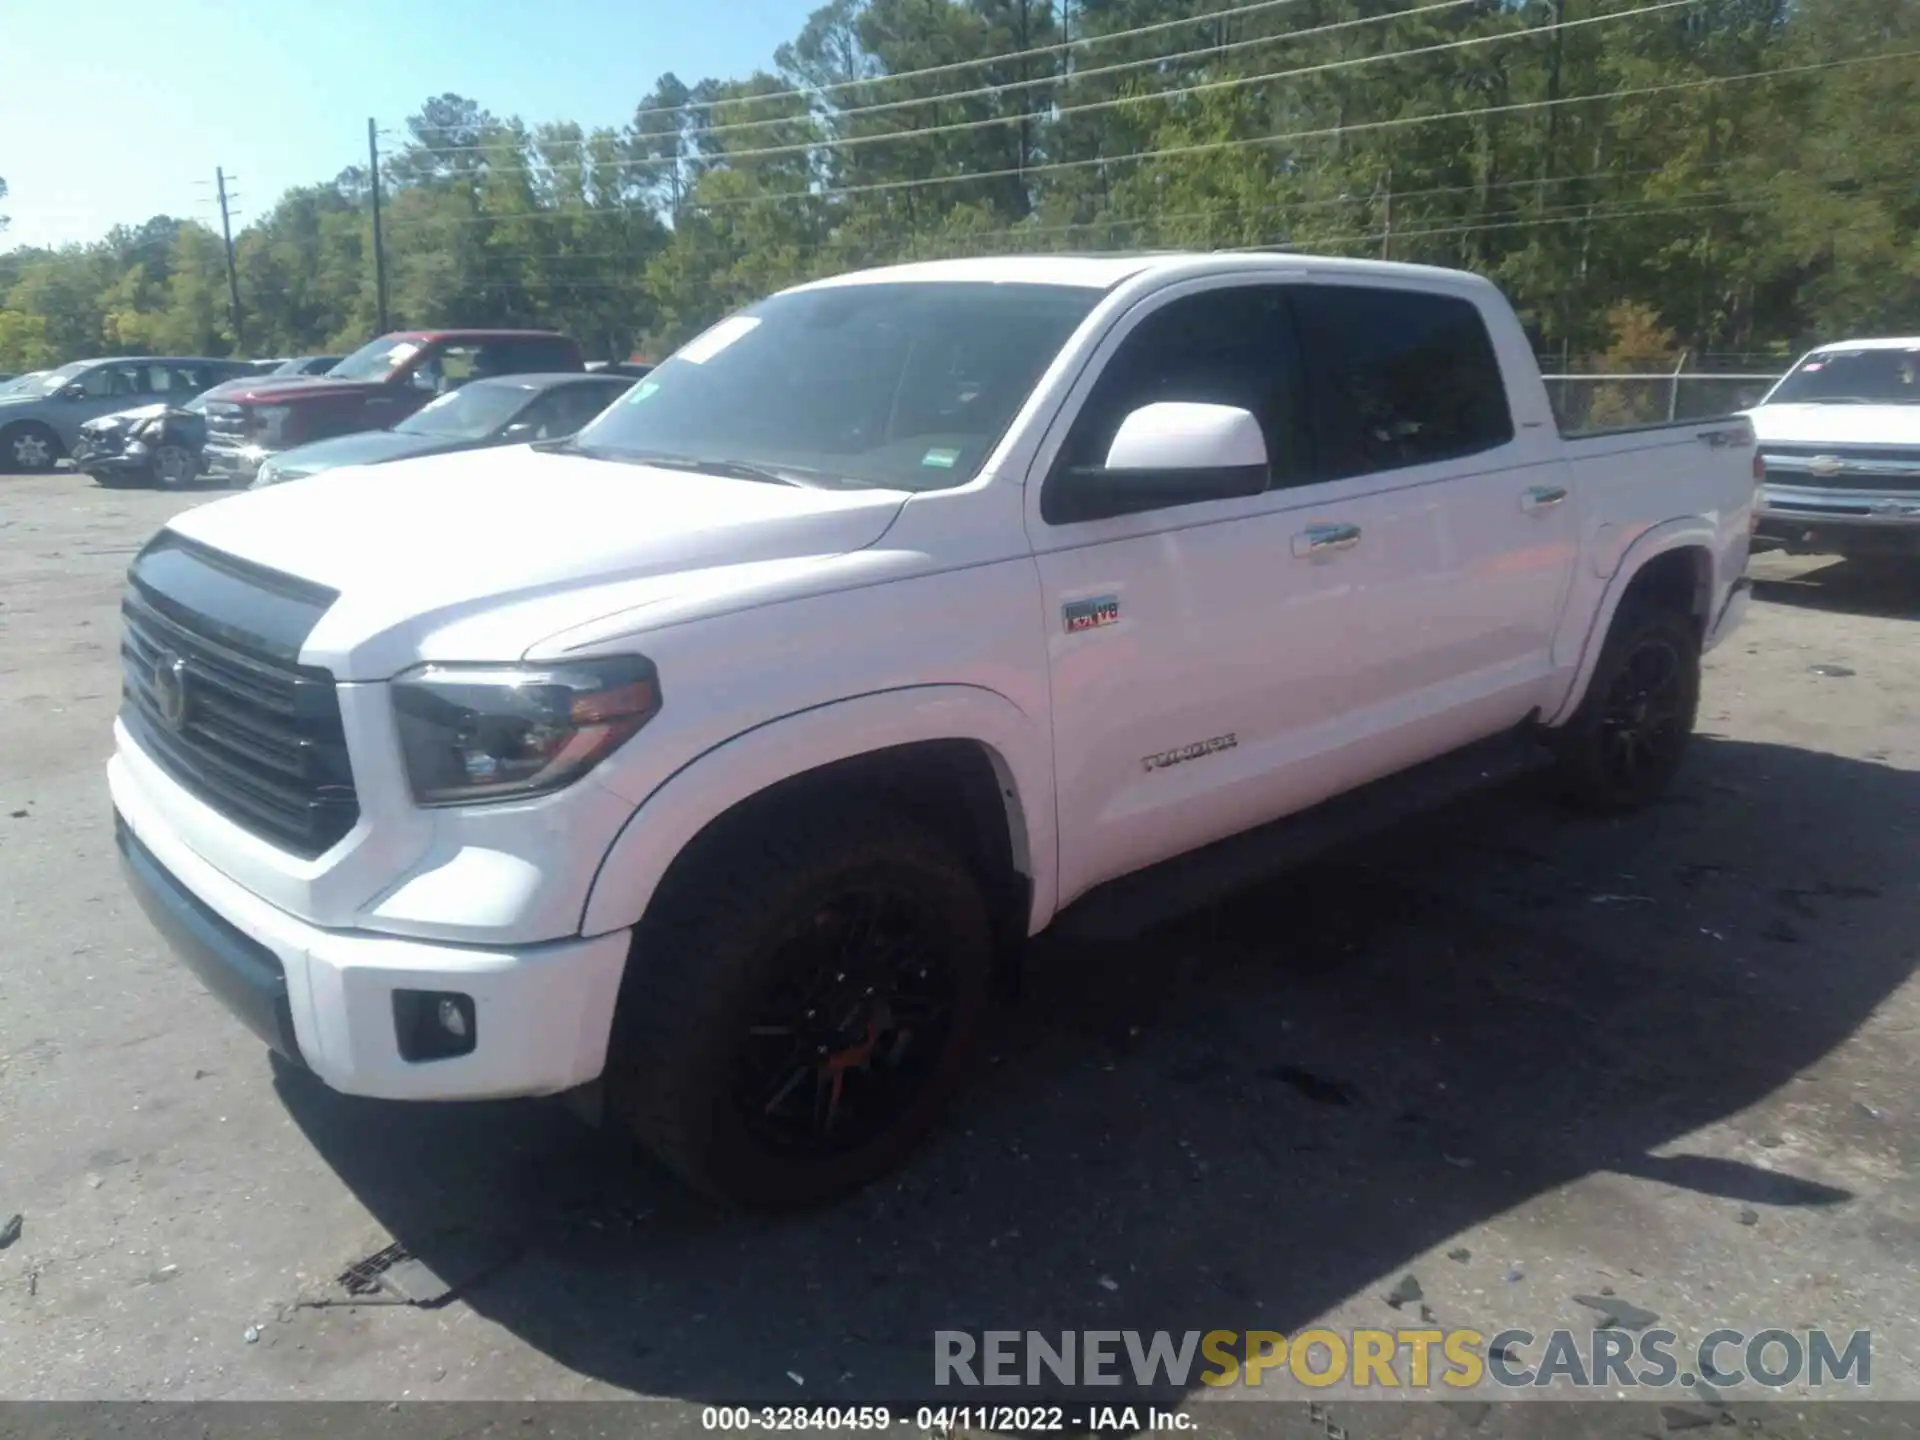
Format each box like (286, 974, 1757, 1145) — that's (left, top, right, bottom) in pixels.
(2, 472, 1918, 1439)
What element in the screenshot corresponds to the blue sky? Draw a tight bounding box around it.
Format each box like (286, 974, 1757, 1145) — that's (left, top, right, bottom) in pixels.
(0, 0, 819, 253)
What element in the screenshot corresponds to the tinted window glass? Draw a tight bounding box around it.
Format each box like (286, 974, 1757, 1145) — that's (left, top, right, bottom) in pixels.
(1052, 286, 1307, 491)
(77, 363, 144, 399)
(1293, 286, 1514, 477)
(394, 384, 532, 439)
(517, 381, 625, 439)
(498, 338, 580, 373)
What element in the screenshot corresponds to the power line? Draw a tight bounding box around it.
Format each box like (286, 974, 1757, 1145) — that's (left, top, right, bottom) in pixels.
(408, 0, 1489, 151)
(464, 0, 1340, 133)
(690, 45, 1920, 208)
(379, 0, 1700, 180)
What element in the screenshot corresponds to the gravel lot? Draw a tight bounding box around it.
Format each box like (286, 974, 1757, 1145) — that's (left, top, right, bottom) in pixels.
(2, 473, 1918, 1437)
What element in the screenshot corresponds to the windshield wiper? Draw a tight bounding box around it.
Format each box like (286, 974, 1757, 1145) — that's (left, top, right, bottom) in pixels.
(617, 451, 809, 486)
(529, 439, 822, 485)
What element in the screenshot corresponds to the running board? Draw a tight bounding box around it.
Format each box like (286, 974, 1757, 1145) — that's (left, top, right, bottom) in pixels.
(1050, 726, 1551, 942)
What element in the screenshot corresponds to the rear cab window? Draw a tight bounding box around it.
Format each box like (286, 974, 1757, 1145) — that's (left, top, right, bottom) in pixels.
(1291, 284, 1515, 478)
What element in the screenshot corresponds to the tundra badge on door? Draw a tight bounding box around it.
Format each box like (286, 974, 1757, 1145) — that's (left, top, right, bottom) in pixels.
(1064, 596, 1120, 633)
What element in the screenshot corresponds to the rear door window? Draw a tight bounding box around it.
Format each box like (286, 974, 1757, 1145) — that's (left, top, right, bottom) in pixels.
(1292, 285, 1515, 478)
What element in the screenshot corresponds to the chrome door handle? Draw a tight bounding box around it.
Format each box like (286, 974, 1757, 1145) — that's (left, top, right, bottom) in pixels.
(1521, 485, 1569, 512)
(1292, 522, 1362, 557)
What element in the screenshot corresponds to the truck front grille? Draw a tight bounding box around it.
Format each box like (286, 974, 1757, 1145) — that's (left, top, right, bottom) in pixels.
(119, 538, 357, 858)
(201, 402, 249, 445)
(1761, 445, 1920, 493)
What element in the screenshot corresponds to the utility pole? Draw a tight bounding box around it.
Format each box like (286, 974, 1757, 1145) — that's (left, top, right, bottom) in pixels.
(368, 118, 391, 333)
(215, 167, 243, 352)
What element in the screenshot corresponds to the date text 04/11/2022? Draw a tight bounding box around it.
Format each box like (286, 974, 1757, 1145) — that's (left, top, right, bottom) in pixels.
(698, 1406, 1194, 1432)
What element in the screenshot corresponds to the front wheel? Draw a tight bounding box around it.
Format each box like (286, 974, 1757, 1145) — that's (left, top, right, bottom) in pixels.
(1553, 604, 1701, 812)
(2, 423, 63, 474)
(152, 444, 199, 490)
(607, 808, 994, 1209)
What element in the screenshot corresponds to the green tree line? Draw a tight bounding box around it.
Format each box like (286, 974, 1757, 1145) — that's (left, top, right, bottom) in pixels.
(1, 0, 1914, 373)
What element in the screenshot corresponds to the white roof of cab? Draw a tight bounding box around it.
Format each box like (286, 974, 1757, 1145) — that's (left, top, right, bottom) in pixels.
(1808, 336, 1920, 353)
(790, 250, 1488, 294)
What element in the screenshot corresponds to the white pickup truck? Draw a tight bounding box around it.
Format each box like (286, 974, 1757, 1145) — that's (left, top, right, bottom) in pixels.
(111, 253, 1757, 1207)
(1748, 336, 1920, 560)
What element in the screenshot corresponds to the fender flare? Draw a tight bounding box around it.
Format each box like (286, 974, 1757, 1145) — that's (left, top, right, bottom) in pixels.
(1543, 517, 1719, 728)
(579, 683, 1056, 939)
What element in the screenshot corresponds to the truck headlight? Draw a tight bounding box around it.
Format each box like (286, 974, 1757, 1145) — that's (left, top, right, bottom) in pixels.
(391, 657, 661, 806)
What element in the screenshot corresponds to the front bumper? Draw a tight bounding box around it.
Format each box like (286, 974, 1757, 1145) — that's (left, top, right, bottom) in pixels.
(1756, 484, 1920, 555)
(200, 441, 270, 484)
(76, 450, 156, 478)
(111, 757, 632, 1102)
(117, 815, 305, 1063)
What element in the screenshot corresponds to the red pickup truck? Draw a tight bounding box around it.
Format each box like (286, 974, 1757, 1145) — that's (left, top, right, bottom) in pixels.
(199, 329, 584, 485)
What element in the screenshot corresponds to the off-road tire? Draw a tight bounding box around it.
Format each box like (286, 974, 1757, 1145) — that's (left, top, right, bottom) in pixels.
(1554, 602, 1701, 813)
(606, 807, 994, 1210)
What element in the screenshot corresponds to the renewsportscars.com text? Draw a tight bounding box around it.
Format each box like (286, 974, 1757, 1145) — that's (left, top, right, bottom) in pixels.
(934, 1327, 1872, 1392)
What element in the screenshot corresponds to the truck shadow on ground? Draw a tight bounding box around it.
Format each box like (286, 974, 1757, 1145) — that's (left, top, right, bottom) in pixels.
(275, 736, 1916, 1407)
(1749, 554, 1920, 620)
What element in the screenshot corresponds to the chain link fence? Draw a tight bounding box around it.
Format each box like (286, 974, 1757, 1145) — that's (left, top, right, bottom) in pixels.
(1543, 372, 1782, 432)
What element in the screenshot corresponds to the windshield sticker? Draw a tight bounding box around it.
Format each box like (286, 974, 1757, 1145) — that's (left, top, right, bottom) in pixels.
(1800, 362, 1824, 371)
(921, 447, 960, 469)
(627, 379, 661, 404)
(676, 315, 761, 366)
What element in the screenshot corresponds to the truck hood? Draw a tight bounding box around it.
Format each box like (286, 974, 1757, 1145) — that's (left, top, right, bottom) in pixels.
(1747, 403, 1920, 447)
(161, 445, 911, 678)
(215, 376, 387, 405)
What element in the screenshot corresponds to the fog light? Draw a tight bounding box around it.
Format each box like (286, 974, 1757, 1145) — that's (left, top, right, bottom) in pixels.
(393, 990, 477, 1062)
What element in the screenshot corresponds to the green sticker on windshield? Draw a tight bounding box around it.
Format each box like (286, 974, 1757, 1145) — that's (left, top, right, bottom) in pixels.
(921, 447, 960, 469)
(629, 380, 661, 402)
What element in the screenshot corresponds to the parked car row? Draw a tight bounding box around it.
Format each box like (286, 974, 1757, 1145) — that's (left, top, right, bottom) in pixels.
(0, 357, 264, 473)
(250, 372, 637, 487)
(0, 328, 655, 488)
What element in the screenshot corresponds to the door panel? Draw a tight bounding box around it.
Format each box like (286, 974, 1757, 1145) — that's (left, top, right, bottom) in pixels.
(1030, 277, 1575, 910)
(1027, 281, 1425, 907)
(1289, 281, 1577, 723)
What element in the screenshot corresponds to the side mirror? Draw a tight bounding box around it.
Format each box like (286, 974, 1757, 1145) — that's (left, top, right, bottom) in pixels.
(1046, 402, 1269, 524)
(58, 383, 88, 401)
(499, 421, 538, 443)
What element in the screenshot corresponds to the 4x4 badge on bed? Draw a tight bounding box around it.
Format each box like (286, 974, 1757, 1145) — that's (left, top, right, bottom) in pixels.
(1063, 596, 1120, 633)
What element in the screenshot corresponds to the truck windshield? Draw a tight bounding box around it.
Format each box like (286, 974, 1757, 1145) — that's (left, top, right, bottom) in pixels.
(1767, 348, 1920, 405)
(394, 383, 529, 440)
(329, 336, 423, 383)
(568, 282, 1103, 491)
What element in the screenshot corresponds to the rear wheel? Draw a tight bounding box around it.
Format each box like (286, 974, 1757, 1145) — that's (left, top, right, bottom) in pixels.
(607, 808, 994, 1209)
(2, 423, 63, 474)
(1554, 603, 1701, 812)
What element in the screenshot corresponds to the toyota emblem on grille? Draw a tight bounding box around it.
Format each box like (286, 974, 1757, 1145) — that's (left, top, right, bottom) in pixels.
(150, 651, 192, 732)
(1808, 454, 1845, 477)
